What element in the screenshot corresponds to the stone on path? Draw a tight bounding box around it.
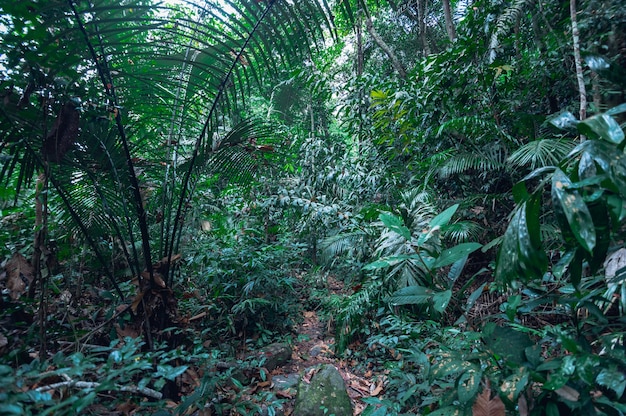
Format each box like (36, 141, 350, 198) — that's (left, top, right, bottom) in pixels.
(294, 364, 353, 416)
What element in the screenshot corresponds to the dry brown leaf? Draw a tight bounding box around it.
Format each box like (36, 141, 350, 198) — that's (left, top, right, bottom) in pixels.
(472, 382, 505, 416)
(189, 311, 207, 322)
(276, 389, 294, 399)
(370, 380, 384, 396)
(518, 395, 528, 416)
(131, 290, 145, 313)
(5, 252, 34, 300)
(555, 385, 580, 402)
(303, 311, 315, 319)
(153, 273, 166, 288)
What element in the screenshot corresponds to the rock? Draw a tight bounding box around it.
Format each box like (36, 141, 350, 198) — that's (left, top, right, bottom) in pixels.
(294, 364, 353, 416)
(216, 342, 292, 386)
(272, 373, 300, 390)
(309, 345, 324, 357)
(252, 342, 292, 371)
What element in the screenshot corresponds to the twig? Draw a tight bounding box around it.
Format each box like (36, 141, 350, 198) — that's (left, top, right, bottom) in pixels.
(34, 379, 163, 400)
(60, 303, 133, 353)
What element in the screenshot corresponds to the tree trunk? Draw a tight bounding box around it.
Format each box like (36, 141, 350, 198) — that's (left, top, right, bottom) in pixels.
(442, 0, 456, 42)
(356, 13, 364, 76)
(418, 0, 430, 56)
(570, 0, 587, 140)
(365, 17, 407, 79)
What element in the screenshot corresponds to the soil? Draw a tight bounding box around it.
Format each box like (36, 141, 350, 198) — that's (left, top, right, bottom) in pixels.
(262, 275, 384, 415)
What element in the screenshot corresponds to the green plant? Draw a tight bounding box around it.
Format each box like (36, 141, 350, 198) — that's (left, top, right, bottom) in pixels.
(367, 203, 481, 318)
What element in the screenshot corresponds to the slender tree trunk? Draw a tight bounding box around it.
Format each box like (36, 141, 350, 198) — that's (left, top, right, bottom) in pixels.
(442, 0, 456, 42)
(365, 16, 407, 79)
(417, 0, 430, 56)
(356, 13, 364, 77)
(570, 0, 587, 140)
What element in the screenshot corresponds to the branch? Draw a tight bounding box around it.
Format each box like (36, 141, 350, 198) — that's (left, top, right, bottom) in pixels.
(365, 17, 407, 79)
(35, 379, 163, 400)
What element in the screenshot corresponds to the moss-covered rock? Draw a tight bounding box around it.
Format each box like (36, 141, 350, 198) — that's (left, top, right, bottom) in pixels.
(294, 364, 353, 416)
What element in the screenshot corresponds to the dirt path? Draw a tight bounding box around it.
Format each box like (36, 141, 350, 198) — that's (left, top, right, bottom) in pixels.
(265, 277, 384, 415)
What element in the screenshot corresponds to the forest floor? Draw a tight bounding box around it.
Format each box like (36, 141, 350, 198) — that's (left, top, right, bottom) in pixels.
(260, 275, 385, 415)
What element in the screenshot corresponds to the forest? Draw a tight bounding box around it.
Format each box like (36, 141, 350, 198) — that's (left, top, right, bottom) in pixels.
(0, 0, 625, 414)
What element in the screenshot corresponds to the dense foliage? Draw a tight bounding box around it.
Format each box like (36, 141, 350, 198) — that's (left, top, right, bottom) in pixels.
(1, 0, 625, 414)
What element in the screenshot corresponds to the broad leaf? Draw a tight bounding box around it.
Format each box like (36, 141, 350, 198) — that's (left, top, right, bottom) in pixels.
(388, 285, 435, 306)
(429, 203, 459, 229)
(482, 323, 533, 364)
(432, 290, 452, 313)
(457, 367, 481, 404)
(379, 212, 411, 240)
(550, 111, 578, 129)
(597, 367, 626, 397)
(434, 242, 482, 268)
(578, 113, 624, 144)
(551, 169, 596, 253)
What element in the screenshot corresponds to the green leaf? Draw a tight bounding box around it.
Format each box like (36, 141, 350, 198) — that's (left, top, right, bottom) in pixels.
(363, 255, 416, 270)
(429, 204, 459, 229)
(465, 282, 488, 312)
(578, 113, 624, 144)
(597, 367, 626, 397)
(156, 365, 188, 381)
(379, 212, 411, 240)
(388, 285, 435, 306)
(448, 256, 468, 282)
(457, 368, 481, 404)
(432, 290, 452, 313)
(517, 199, 548, 278)
(427, 407, 461, 416)
(482, 324, 533, 364)
(552, 169, 596, 253)
(500, 366, 529, 404)
(550, 111, 579, 129)
(0, 404, 24, 415)
(512, 181, 530, 204)
(434, 243, 482, 268)
(495, 206, 523, 285)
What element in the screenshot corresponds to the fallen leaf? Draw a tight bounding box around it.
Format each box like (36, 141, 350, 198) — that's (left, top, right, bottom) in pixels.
(5, 253, 34, 300)
(276, 389, 294, 399)
(370, 380, 384, 396)
(555, 385, 580, 402)
(472, 380, 505, 416)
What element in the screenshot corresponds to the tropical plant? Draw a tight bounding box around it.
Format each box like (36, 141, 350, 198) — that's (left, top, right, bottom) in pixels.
(0, 0, 336, 345)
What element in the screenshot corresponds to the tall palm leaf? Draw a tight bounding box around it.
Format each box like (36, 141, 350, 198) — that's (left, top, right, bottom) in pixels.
(0, 0, 337, 338)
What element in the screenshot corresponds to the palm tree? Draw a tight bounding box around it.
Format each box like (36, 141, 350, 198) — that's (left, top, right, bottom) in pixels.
(0, 0, 335, 345)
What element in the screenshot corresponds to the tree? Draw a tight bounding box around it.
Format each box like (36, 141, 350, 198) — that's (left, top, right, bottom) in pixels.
(0, 0, 335, 345)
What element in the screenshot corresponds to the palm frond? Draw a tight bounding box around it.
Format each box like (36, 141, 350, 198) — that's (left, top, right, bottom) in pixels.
(1, 0, 337, 285)
(507, 138, 574, 170)
(439, 144, 508, 178)
(437, 115, 517, 144)
(319, 230, 369, 266)
(488, 0, 535, 63)
(444, 221, 482, 244)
